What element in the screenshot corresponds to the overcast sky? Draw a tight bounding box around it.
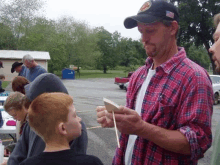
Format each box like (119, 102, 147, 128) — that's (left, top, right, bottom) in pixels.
(45, 0, 145, 40)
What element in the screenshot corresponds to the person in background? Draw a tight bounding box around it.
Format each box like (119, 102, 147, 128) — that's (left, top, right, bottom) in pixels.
(0, 75, 5, 93)
(4, 92, 28, 136)
(3, 92, 28, 154)
(8, 73, 88, 165)
(12, 76, 30, 94)
(11, 62, 27, 77)
(22, 54, 47, 82)
(209, 13, 220, 165)
(97, 1, 213, 164)
(20, 92, 103, 165)
(0, 61, 3, 68)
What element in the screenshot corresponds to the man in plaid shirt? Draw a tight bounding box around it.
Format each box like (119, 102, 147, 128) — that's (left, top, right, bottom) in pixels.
(97, 1, 213, 165)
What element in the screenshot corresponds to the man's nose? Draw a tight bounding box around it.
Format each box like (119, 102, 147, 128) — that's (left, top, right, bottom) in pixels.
(142, 33, 149, 44)
(209, 44, 215, 54)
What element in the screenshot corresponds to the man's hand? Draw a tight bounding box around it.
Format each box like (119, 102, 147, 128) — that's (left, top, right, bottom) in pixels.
(1, 158, 8, 165)
(106, 106, 144, 135)
(96, 106, 114, 128)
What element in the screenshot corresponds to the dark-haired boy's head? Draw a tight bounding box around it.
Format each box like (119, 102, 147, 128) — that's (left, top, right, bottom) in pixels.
(12, 76, 30, 94)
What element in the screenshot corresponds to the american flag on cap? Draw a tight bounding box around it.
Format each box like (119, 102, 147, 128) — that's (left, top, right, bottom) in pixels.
(166, 11, 174, 19)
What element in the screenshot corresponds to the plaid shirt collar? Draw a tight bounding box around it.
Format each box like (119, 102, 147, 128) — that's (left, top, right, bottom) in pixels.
(145, 47, 187, 74)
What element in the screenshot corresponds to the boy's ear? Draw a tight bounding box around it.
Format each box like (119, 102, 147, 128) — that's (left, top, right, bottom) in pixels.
(58, 122, 67, 136)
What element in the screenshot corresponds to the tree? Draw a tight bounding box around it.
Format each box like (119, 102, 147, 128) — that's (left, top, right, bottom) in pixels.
(0, 23, 16, 49)
(95, 27, 118, 73)
(17, 17, 68, 73)
(55, 16, 99, 69)
(0, 0, 45, 48)
(169, 0, 220, 74)
(187, 45, 210, 69)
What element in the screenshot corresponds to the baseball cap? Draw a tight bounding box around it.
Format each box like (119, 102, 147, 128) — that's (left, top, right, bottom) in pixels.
(124, 1, 179, 29)
(25, 73, 68, 101)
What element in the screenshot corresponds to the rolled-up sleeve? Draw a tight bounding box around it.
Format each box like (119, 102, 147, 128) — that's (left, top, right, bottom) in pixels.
(178, 75, 213, 160)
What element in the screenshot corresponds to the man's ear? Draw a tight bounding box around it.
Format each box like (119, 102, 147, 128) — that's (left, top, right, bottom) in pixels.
(170, 21, 179, 37)
(58, 122, 67, 136)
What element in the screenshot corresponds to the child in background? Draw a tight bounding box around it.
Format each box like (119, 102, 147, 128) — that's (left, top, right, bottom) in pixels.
(4, 92, 28, 154)
(20, 92, 103, 165)
(12, 76, 30, 94)
(0, 75, 5, 93)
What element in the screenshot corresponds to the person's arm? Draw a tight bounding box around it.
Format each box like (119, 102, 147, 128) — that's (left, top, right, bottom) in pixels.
(8, 123, 30, 165)
(139, 120, 191, 154)
(69, 121, 88, 154)
(108, 107, 191, 155)
(37, 67, 47, 75)
(108, 75, 213, 158)
(16, 121, 21, 141)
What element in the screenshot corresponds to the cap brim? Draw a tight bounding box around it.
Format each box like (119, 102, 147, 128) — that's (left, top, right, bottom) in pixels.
(11, 63, 23, 73)
(11, 68, 14, 73)
(124, 14, 161, 29)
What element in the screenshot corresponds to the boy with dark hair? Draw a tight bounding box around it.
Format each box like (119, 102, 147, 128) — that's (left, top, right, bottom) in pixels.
(8, 73, 88, 165)
(20, 92, 102, 165)
(11, 76, 30, 94)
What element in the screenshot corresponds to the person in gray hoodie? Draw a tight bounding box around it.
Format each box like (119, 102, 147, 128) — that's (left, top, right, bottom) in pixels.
(7, 73, 88, 165)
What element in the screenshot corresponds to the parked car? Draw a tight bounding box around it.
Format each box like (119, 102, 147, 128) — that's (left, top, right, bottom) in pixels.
(114, 72, 133, 89)
(210, 75, 220, 105)
(124, 82, 129, 91)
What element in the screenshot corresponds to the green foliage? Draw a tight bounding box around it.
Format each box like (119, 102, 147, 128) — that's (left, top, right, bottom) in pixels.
(0, 23, 16, 49)
(170, 0, 220, 74)
(187, 45, 210, 69)
(0, 0, 215, 76)
(2, 81, 11, 88)
(95, 27, 119, 73)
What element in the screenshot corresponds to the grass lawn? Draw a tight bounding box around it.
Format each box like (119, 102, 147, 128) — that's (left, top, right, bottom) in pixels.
(75, 70, 129, 79)
(2, 81, 10, 88)
(56, 70, 129, 79)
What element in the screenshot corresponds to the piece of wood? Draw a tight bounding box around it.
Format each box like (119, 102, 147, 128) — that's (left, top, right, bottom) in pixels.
(103, 98, 120, 112)
(103, 98, 120, 148)
(112, 111, 120, 148)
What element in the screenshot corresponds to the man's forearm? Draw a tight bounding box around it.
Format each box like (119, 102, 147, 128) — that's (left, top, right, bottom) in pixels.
(137, 121, 191, 155)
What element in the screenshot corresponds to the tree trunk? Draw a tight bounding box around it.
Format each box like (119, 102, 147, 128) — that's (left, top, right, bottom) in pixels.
(103, 65, 107, 74)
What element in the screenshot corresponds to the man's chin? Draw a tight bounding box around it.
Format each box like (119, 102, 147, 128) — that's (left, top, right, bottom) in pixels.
(146, 52, 156, 57)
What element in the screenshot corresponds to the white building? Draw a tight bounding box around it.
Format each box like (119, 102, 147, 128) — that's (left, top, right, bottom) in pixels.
(0, 50, 50, 81)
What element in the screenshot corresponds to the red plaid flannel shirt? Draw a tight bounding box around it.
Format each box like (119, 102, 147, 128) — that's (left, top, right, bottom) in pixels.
(112, 47, 213, 165)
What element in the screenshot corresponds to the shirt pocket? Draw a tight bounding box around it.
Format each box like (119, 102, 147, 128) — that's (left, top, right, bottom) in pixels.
(150, 94, 177, 129)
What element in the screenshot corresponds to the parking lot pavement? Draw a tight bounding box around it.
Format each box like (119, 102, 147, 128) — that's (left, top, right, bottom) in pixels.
(198, 103, 220, 165)
(63, 78, 220, 165)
